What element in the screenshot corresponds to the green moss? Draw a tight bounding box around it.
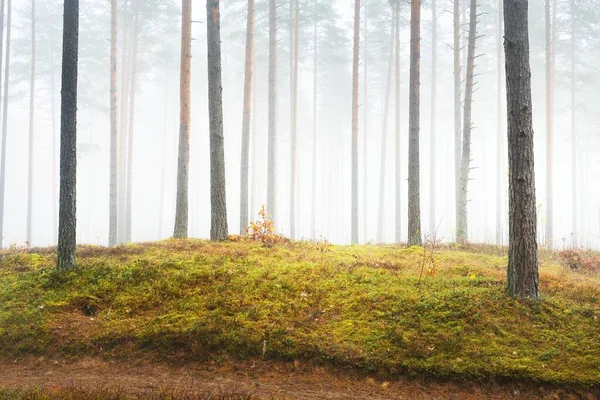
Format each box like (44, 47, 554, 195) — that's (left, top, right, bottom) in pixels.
(0, 240, 599, 385)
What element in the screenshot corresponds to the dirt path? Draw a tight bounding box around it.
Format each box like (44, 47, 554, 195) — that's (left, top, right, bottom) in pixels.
(0, 358, 596, 399)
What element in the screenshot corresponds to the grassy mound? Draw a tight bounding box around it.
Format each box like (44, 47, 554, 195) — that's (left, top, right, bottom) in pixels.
(0, 240, 599, 386)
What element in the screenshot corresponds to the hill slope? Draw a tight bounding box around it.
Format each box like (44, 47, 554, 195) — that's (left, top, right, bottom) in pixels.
(0, 240, 599, 389)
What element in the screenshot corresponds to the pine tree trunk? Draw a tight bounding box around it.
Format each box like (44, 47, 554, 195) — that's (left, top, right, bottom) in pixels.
(118, 12, 129, 243)
(311, 0, 318, 240)
(495, 0, 503, 246)
(376, 18, 395, 244)
(570, 0, 577, 246)
(0, 0, 10, 249)
(362, 0, 368, 243)
(239, 0, 254, 235)
(125, 0, 139, 243)
(394, 1, 401, 244)
(173, 0, 192, 238)
(453, 0, 461, 241)
(290, 0, 299, 240)
(456, 0, 477, 243)
(207, 0, 228, 240)
(544, 0, 553, 248)
(429, 0, 437, 235)
(57, 0, 79, 270)
(109, 0, 118, 247)
(407, 0, 422, 247)
(504, 0, 539, 299)
(250, 56, 258, 219)
(351, 0, 360, 245)
(26, 0, 36, 246)
(267, 0, 277, 221)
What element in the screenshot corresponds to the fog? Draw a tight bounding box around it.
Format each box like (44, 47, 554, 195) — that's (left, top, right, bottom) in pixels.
(2, 0, 599, 249)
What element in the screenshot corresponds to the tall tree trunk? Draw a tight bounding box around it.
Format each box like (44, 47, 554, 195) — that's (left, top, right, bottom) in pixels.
(362, 0, 368, 243)
(429, 0, 437, 235)
(311, 0, 318, 240)
(570, 0, 577, 246)
(456, 0, 477, 243)
(250, 56, 258, 219)
(267, 0, 277, 221)
(125, 0, 139, 243)
(117, 12, 129, 243)
(26, 0, 35, 246)
(207, 0, 228, 240)
(407, 0, 422, 247)
(239, 0, 254, 235)
(173, 0, 192, 238)
(351, 0, 360, 245)
(57, 0, 79, 270)
(290, 0, 299, 240)
(109, 0, 118, 247)
(453, 0, 461, 241)
(504, 0, 539, 299)
(394, 1, 401, 243)
(544, 0, 553, 248)
(495, 0, 503, 246)
(376, 18, 395, 243)
(0, 0, 10, 249)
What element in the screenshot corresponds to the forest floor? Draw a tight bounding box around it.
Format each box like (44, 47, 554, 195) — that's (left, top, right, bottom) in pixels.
(0, 239, 599, 399)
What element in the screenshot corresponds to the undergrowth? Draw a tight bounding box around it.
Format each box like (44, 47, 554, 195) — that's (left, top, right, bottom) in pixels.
(0, 240, 599, 386)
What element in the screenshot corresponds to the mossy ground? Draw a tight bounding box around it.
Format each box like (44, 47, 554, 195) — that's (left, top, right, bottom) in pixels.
(0, 240, 599, 387)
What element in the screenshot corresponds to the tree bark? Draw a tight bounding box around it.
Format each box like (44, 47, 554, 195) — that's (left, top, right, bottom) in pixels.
(453, 0, 461, 241)
(173, 0, 192, 238)
(207, 0, 228, 240)
(429, 0, 437, 235)
(407, 0, 422, 247)
(311, 0, 318, 240)
(504, 0, 539, 299)
(125, 0, 139, 243)
(544, 0, 553, 248)
(117, 10, 129, 243)
(394, 1, 401, 243)
(109, 0, 118, 247)
(290, 0, 299, 240)
(351, 0, 360, 245)
(456, 0, 477, 243)
(27, 0, 36, 246)
(376, 17, 395, 244)
(239, 0, 254, 235)
(267, 0, 277, 221)
(0, 0, 10, 249)
(57, 0, 79, 270)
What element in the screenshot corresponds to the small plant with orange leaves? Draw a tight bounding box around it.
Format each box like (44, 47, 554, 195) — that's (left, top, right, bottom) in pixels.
(244, 206, 289, 246)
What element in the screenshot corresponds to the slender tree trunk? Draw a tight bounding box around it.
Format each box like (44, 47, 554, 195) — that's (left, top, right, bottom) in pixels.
(239, 0, 254, 235)
(267, 0, 277, 221)
(0, 0, 10, 249)
(311, 0, 318, 240)
(173, 0, 192, 238)
(351, 0, 360, 245)
(429, 0, 437, 235)
(109, 0, 118, 247)
(376, 18, 395, 243)
(496, 0, 503, 246)
(57, 0, 79, 270)
(26, 0, 36, 246)
(544, 0, 553, 248)
(125, 0, 139, 243)
(504, 0, 539, 299)
(407, 0, 422, 247)
(290, 0, 299, 240)
(394, 1, 401, 243)
(453, 0, 461, 241)
(456, 0, 477, 243)
(207, 0, 228, 240)
(570, 0, 577, 246)
(363, 0, 368, 243)
(158, 78, 168, 238)
(250, 56, 258, 219)
(118, 12, 129, 243)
